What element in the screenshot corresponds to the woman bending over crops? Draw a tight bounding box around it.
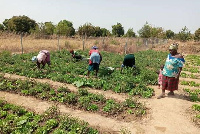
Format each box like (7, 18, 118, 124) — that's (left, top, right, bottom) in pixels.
(70, 50, 83, 61)
(157, 43, 185, 99)
(121, 53, 136, 73)
(32, 50, 51, 69)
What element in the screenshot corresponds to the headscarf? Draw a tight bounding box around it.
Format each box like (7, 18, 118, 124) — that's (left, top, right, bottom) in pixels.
(31, 56, 37, 62)
(169, 43, 179, 50)
(70, 50, 74, 54)
(92, 46, 98, 49)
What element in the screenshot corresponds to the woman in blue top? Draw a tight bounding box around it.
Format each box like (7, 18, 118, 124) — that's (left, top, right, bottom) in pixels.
(157, 43, 185, 99)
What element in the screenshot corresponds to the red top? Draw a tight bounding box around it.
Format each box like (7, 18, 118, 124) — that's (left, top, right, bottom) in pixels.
(89, 49, 101, 64)
(89, 49, 100, 56)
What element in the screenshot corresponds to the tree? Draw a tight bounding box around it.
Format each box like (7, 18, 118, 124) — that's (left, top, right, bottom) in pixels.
(112, 23, 124, 37)
(4, 15, 37, 33)
(165, 30, 175, 39)
(2, 19, 9, 30)
(77, 23, 95, 38)
(56, 20, 75, 36)
(125, 28, 136, 37)
(93, 26, 102, 37)
(101, 28, 111, 37)
(0, 24, 4, 31)
(194, 28, 200, 41)
(44, 22, 55, 35)
(176, 26, 192, 41)
(138, 22, 151, 38)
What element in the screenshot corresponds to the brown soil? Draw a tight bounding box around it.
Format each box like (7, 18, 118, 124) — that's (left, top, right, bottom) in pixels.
(0, 36, 200, 133)
(0, 72, 200, 134)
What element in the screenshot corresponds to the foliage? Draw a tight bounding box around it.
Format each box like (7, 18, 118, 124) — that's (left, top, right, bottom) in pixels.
(138, 22, 151, 38)
(0, 100, 99, 134)
(138, 22, 166, 38)
(44, 22, 56, 35)
(194, 28, 200, 41)
(101, 28, 111, 37)
(183, 88, 200, 102)
(165, 29, 175, 39)
(124, 28, 136, 37)
(0, 77, 146, 118)
(56, 20, 75, 36)
(77, 23, 95, 38)
(151, 27, 166, 38)
(112, 23, 124, 37)
(3, 15, 37, 33)
(0, 49, 168, 98)
(93, 26, 102, 37)
(0, 23, 4, 31)
(175, 26, 192, 41)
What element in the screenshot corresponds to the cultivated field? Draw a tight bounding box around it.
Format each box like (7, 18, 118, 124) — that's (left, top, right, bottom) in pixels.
(0, 35, 200, 133)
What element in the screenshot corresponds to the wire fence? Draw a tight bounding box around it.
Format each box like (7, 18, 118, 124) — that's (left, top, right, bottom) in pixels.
(0, 32, 169, 54)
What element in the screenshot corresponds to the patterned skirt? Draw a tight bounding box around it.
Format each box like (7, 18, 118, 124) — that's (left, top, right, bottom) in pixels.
(162, 75, 179, 91)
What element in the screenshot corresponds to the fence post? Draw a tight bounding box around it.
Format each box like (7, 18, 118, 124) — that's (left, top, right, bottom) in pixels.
(57, 34, 60, 51)
(102, 37, 105, 45)
(124, 38, 128, 54)
(20, 33, 23, 54)
(145, 38, 148, 46)
(83, 38, 85, 50)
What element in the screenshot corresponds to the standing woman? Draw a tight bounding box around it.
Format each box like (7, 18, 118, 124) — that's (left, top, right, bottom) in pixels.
(157, 43, 185, 99)
(87, 46, 102, 77)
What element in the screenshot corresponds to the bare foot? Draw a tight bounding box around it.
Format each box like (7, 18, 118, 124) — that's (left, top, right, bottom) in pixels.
(168, 91, 174, 96)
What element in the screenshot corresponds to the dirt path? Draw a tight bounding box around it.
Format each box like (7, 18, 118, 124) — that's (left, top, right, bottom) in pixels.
(0, 73, 200, 133)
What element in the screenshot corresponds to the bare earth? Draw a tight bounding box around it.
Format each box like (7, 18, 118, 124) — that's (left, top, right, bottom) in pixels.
(0, 73, 199, 134)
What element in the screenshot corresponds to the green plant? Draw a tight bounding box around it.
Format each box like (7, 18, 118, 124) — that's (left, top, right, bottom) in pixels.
(78, 88, 88, 96)
(87, 104, 99, 111)
(65, 93, 77, 104)
(103, 99, 122, 114)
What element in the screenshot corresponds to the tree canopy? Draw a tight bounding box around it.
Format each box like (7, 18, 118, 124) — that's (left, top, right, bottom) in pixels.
(56, 20, 75, 36)
(112, 23, 124, 37)
(125, 28, 136, 37)
(3, 15, 37, 33)
(194, 28, 200, 41)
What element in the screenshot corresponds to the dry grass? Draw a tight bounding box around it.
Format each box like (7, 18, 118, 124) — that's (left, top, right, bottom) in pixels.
(3, 32, 195, 54)
(0, 34, 142, 54)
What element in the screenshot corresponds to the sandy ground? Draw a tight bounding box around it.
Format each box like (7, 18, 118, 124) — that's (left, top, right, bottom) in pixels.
(0, 73, 199, 134)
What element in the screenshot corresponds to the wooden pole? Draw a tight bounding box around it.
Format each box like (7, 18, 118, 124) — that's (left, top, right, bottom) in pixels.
(20, 33, 23, 54)
(83, 38, 85, 50)
(124, 38, 128, 54)
(57, 34, 60, 51)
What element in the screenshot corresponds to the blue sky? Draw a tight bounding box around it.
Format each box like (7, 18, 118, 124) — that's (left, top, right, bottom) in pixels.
(0, 0, 199, 34)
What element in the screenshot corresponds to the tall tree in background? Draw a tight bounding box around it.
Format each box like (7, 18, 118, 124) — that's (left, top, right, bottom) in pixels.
(77, 23, 95, 38)
(125, 28, 136, 37)
(194, 28, 200, 41)
(0, 24, 4, 31)
(151, 27, 166, 38)
(44, 22, 55, 35)
(3, 19, 10, 30)
(138, 22, 151, 38)
(112, 23, 124, 37)
(176, 26, 192, 41)
(56, 20, 75, 36)
(93, 26, 102, 37)
(101, 28, 111, 37)
(3, 15, 36, 33)
(165, 30, 175, 39)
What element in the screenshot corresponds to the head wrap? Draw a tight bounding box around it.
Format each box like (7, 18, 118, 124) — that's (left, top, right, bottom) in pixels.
(92, 46, 98, 49)
(31, 56, 37, 62)
(70, 50, 74, 54)
(169, 43, 178, 50)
